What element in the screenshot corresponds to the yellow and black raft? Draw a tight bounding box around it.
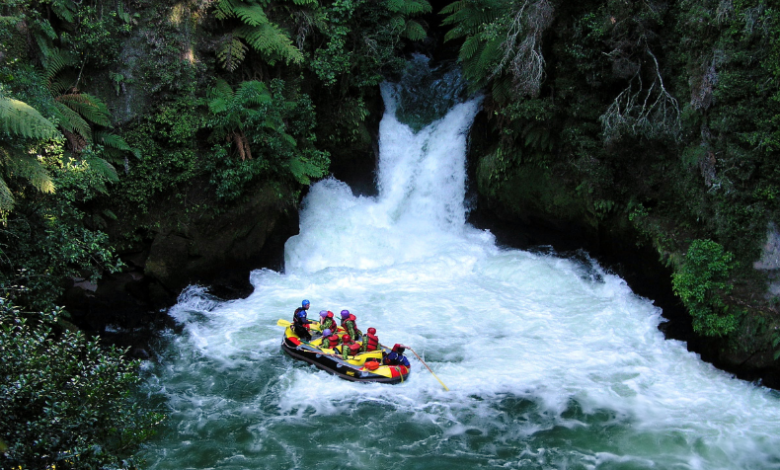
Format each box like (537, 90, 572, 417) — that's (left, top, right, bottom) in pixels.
(277, 319, 411, 384)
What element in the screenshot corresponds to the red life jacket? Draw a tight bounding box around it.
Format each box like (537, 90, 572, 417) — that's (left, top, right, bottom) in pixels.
(348, 342, 362, 355)
(341, 314, 357, 329)
(323, 334, 339, 349)
(365, 333, 379, 351)
(341, 314, 359, 339)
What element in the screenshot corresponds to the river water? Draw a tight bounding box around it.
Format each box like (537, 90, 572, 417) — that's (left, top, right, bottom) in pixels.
(137, 58, 780, 470)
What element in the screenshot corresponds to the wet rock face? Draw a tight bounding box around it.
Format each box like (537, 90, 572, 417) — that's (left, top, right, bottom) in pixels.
(754, 222, 780, 298)
(62, 179, 299, 337)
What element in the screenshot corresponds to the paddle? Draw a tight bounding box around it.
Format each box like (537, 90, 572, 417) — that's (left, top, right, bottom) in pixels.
(406, 347, 450, 391)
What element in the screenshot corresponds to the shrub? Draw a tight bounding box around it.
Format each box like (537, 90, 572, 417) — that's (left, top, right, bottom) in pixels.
(0, 299, 164, 470)
(672, 239, 739, 337)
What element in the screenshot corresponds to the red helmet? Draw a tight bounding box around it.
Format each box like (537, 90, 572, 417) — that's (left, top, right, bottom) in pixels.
(368, 327, 376, 335)
(327, 311, 334, 318)
(342, 334, 351, 342)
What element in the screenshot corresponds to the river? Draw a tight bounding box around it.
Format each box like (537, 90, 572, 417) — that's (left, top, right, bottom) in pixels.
(137, 57, 780, 470)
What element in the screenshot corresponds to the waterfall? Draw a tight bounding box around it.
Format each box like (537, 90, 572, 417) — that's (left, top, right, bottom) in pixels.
(138, 57, 780, 470)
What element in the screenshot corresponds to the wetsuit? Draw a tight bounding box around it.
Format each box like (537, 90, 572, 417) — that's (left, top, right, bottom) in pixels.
(385, 351, 410, 368)
(292, 308, 312, 341)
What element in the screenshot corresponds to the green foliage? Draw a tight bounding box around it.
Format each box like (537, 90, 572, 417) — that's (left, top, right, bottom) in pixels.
(0, 299, 164, 469)
(673, 239, 739, 337)
(213, 0, 303, 69)
(205, 78, 329, 199)
(0, 96, 59, 140)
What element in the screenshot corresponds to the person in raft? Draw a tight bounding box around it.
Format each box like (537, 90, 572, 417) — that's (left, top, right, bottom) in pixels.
(340, 309, 362, 341)
(292, 299, 312, 341)
(361, 327, 380, 352)
(385, 344, 410, 368)
(321, 311, 338, 333)
(340, 334, 362, 359)
(320, 329, 336, 348)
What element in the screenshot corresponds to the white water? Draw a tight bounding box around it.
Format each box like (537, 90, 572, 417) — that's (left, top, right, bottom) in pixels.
(140, 63, 780, 470)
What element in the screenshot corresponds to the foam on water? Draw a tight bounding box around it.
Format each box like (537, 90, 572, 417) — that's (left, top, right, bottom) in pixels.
(139, 58, 780, 470)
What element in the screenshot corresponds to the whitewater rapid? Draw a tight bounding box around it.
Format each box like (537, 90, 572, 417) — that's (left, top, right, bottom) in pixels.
(138, 60, 780, 470)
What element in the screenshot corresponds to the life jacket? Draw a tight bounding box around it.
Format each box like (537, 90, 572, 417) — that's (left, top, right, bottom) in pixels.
(348, 342, 362, 355)
(322, 334, 339, 349)
(365, 333, 379, 351)
(322, 317, 337, 332)
(341, 314, 359, 339)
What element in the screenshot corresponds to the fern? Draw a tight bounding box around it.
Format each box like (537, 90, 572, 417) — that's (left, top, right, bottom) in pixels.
(404, 20, 427, 41)
(0, 98, 59, 140)
(7, 153, 56, 194)
(56, 94, 112, 127)
(218, 37, 248, 72)
(54, 101, 93, 140)
(95, 131, 141, 162)
(213, 0, 304, 69)
(0, 177, 13, 213)
(236, 23, 303, 64)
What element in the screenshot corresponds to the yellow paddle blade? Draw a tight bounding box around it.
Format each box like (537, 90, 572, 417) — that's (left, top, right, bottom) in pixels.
(277, 319, 291, 327)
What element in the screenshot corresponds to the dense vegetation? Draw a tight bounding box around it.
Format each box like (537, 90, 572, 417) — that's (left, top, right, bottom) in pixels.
(0, 0, 428, 464)
(440, 0, 780, 365)
(4, 0, 780, 463)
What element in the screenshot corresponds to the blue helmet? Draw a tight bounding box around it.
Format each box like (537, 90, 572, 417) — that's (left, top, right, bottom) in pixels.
(302, 299, 310, 307)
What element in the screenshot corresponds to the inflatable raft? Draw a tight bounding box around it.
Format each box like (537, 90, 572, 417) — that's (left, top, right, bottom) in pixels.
(279, 320, 411, 384)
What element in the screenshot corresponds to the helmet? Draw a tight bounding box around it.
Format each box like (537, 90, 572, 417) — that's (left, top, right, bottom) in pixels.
(392, 343, 401, 352)
(327, 311, 334, 318)
(368, 327, 376, 335)
(323, 329, 332, 337)
(319, 310, 328, 317)
(342, 334, 351, 342)
(302, 299, 310, 307)
(340, 310, 350, 319)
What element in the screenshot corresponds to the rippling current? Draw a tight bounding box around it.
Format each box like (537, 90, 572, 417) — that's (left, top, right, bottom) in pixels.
(137, 57, 780, 470)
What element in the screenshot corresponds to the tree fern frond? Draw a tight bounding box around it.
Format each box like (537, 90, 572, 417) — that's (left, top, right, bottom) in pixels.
(82, 153, 119, 185)
(7, 153, 55, 194)
(0, 98, 59, 140)
(50, 0, 76, 23)
(49, 73, 77, 96)
(213, 79, 236, 100)
(389, 15, 405, 31)
(291, 0, 317, 5)
(0, 177, 14, 213)
(56, 93, 112, 127)
(439, 0, 466, 16)
(43, 48, 75, 81)
(236, 80, 272, 106)
(218, 37, 248, 71)
(232, 2, 269, 27)
(236, 23, 303, 64)
(54, 101, 92, 140)
(490, 74, 514, 103)
(95, 131, 138, 156)
(459, 34, 481, 60)
(387, 0, 431, 15)
(404, 20, 427, 40)
(214, 0, 238, 20)
(385, 0, 404, 13)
